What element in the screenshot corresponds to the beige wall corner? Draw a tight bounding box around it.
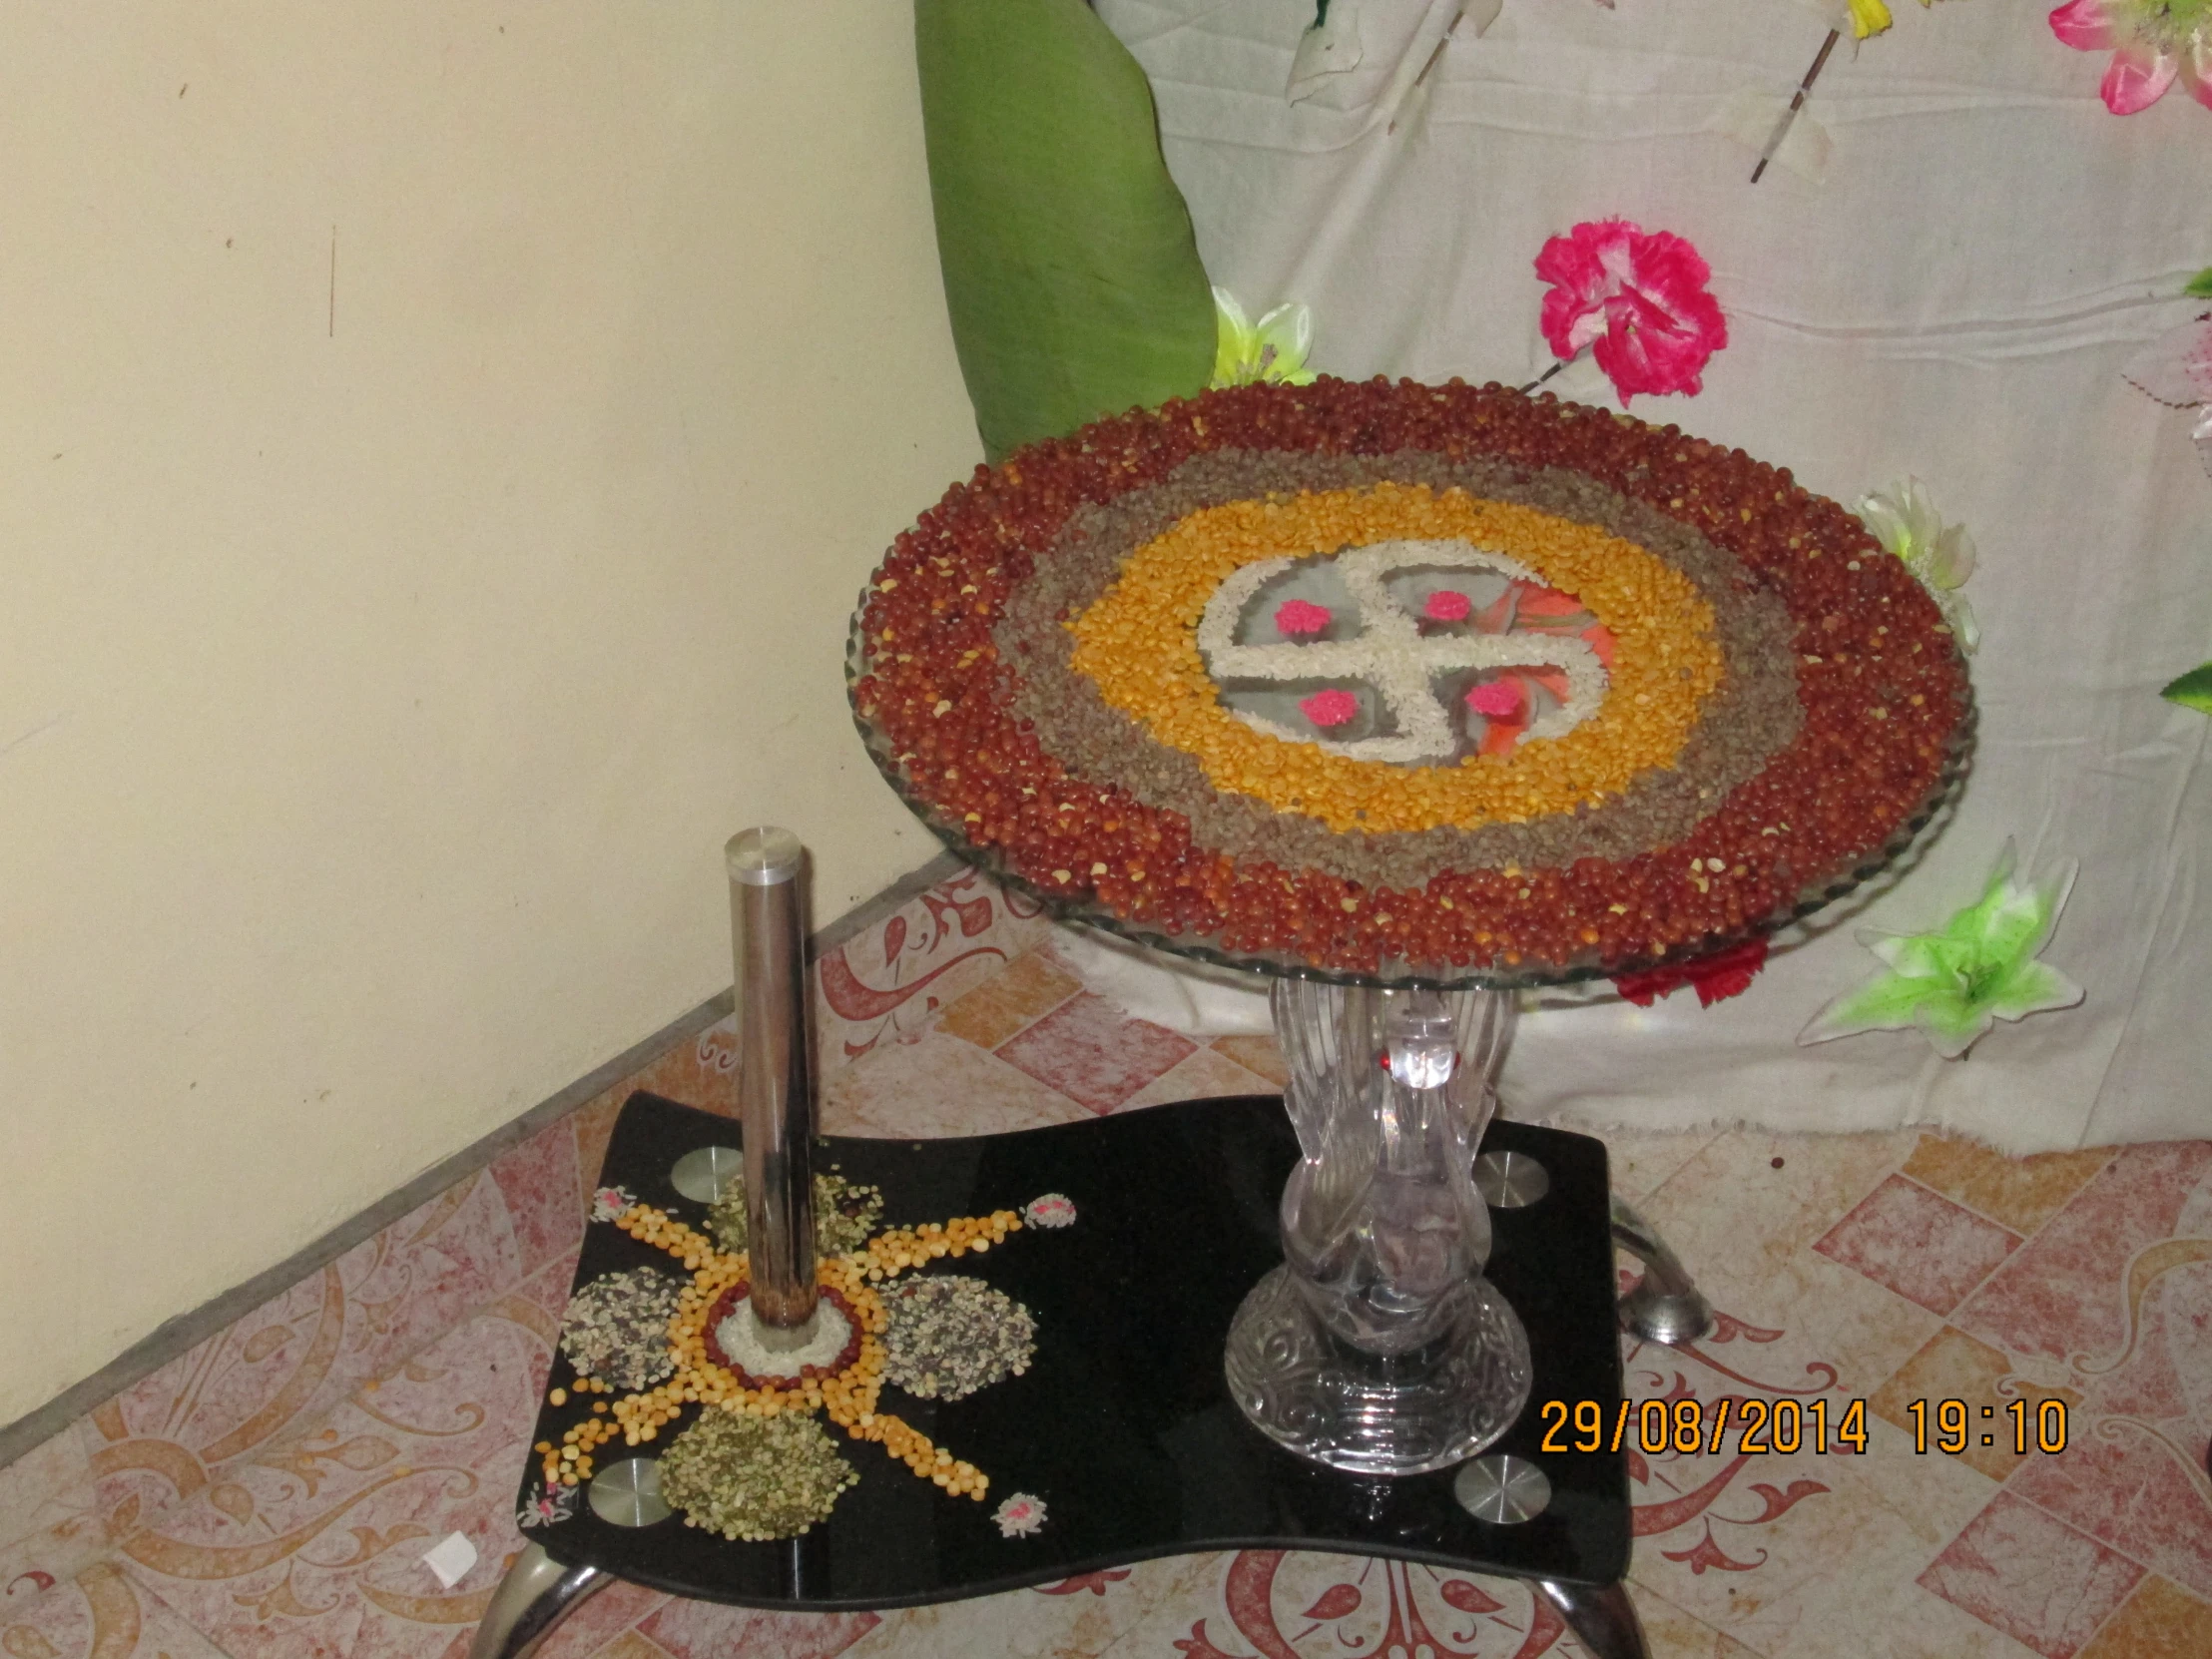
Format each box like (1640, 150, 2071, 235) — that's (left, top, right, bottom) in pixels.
(0, 1, 979, 1424)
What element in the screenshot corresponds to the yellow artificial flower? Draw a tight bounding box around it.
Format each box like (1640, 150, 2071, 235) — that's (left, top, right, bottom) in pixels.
(1848, 0, 1895, 39)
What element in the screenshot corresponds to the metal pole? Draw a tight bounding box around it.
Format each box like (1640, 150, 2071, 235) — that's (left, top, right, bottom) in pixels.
(726, 828, 819, 1334)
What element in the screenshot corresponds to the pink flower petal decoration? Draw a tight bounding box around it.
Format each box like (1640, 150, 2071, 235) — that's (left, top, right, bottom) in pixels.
(1301, 689, 1360, 728)
(1465, 681, 1522, 719)
(1535, 221, 1728, 404)
(2049, 0, 2212, 114)
(2048, 0, 2116, 50)
(1422, 590, 1472, 623)
(2103, 41, 2179, 111)
(1275, 599, 1332, 637)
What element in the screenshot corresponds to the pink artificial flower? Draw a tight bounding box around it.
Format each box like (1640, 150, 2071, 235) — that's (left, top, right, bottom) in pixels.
(1535, 221, 1729, 404)
(1614, 937, 1770, 1008)
(1465, 681, 1522, 719)
(1301, 689, 1360, 728)
(1275, 600, 1332, 637)
(2049, 0, 2212, 114)
(1422, 590, 1472, 623)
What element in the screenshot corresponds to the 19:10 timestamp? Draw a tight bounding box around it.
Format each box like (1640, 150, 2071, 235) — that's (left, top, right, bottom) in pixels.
(1908, 1397, 2068, 1455)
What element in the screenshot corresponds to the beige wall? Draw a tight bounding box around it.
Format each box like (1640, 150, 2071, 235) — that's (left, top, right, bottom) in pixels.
(0, 2, 977, 1424)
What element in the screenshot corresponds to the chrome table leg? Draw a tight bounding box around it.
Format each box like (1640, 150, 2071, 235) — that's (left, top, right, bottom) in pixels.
(1610, 1196, 1715, 1348)
(1537, 1578, 1650, 1659)
(467, 1544, 612, 1659)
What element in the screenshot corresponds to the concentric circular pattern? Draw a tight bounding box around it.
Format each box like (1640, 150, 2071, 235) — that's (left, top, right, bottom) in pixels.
(701, 1279, 865, 1386)
(850, 377, 1971, 981)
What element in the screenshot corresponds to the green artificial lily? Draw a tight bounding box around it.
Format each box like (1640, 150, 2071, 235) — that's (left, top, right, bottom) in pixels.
(1856, 478, 1978, 653)
(2164, 662, 2212, 713)
(1800, 843, 2083, 1059)
(1211, 287, 1319, 388)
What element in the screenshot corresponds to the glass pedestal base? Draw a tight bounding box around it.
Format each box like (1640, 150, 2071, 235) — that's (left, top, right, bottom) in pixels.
(1228, 978, 1533, 1475)
(1225, 1263, 1532, 1474)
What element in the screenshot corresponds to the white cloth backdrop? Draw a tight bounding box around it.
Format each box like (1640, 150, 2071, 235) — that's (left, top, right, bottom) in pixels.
(1068, 0, 2211, 1152)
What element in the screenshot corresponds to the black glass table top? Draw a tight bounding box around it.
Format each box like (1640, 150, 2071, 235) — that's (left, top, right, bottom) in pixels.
(522, 1091, 1628, 1610)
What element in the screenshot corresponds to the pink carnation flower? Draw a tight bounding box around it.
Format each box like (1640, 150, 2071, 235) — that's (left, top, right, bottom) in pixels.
(1422, 590, 1472, 623)
(1300, 689, 1360, 729)
(1465, 681, 1522, 719)
(2049, 0, 2212, 115)
(1535, 221, 1728, 404)
(1275, 600, 1332, 637)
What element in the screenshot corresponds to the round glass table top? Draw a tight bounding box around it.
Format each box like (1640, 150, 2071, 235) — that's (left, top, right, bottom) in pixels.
(844, 606, 1974, 993)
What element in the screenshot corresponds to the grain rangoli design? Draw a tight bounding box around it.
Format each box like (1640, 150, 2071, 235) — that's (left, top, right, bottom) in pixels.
(529, 1183, 1071, 1541)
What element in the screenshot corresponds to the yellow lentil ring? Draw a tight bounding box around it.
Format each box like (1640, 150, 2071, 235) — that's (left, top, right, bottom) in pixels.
(1065, 483, 1725, 833)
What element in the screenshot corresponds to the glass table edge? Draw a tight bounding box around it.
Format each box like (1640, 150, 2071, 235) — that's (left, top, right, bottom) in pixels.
(845, 604, 1979, 992)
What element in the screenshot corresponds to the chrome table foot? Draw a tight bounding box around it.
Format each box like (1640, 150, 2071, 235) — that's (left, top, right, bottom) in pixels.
(467, 1543, 613, 1659)
(1537, 1578, 1651, 1659)
(1610, 1196, 1714, 1348)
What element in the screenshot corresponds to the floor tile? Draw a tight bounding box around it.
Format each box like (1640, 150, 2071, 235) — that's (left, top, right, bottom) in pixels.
(1085, 1550, 1550, 1659)
(1208, 1035, 1288, 1088)
(1117, 1044, 1278, 1112)
(2072, 1574, 2212, 1659)
(815, 869, 1050, 1069)
(486, 1117, 588, 1283)
(2004, 1409, 2212, 1601)
(846, 1553, 1215, 1659)
(113, 1292, 556, 1659)
(0, 1432, 93, 1565)
(1603, 1128, 1724, 1205)
(82, 1162, 546, 1542)
(1, 1422, 121, 1606)
(1901, 1136, 2115, 1239)
(560, 1631, 676, 1659)
(994, 993, 1196, 1114)
(1635, 1130, 1920, 1309)
(1869, 1326, 2082, 1482)
(0, 1558, 231, 1659)
(635, 1597, 877, 1659)
(627, 1020, 739, 1119)
(1813, 1175, 2021, 1317)
(819, 1028, 1092, 1139)
(1952, 1145, 2212, 1370)
(529, 1577, 670, 1659)
(570, 1088, 628, 1208)
(1918, 1491, 2145, 1659)
(934, 948, 1083, 1052)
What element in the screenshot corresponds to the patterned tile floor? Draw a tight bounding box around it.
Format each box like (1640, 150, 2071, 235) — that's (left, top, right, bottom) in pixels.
(4, 867, 2209, 1659)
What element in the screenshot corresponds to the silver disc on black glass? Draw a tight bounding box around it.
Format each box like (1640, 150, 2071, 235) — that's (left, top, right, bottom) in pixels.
(1453, 1453, 1551, 1524)
(589, 1457, 672, 1526)
(1473, 1150, 1549, 1209)
(670, 1146, 743, 1203)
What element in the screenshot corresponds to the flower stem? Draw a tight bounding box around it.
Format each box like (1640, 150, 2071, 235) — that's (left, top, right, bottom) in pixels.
(1752, 29, 1840, 185)
(1517, 358, 1570, 395)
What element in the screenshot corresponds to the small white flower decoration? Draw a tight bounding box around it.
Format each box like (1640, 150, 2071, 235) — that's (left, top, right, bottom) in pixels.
(1856, 478, 1978, 653)
(517, 1482, 577, 1529)
(994, 1492, 1047, 1538)
(590, 1185, 637, 1223)
(1023, 1194, 1078, 1230)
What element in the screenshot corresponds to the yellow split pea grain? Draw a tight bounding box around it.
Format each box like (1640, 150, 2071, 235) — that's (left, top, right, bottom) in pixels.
(1065, 484, 1725, 833)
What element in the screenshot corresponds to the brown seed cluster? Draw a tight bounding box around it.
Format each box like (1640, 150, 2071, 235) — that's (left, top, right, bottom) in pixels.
(849, 377, 1970, 981)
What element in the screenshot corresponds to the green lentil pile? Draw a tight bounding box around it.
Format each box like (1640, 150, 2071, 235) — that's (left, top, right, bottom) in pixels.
(882, 1276, 1037, 1400)
(658, 1407, 858, 1540)
(557, 1268, 683, 1391)
(707, 1170, 884, 1260)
